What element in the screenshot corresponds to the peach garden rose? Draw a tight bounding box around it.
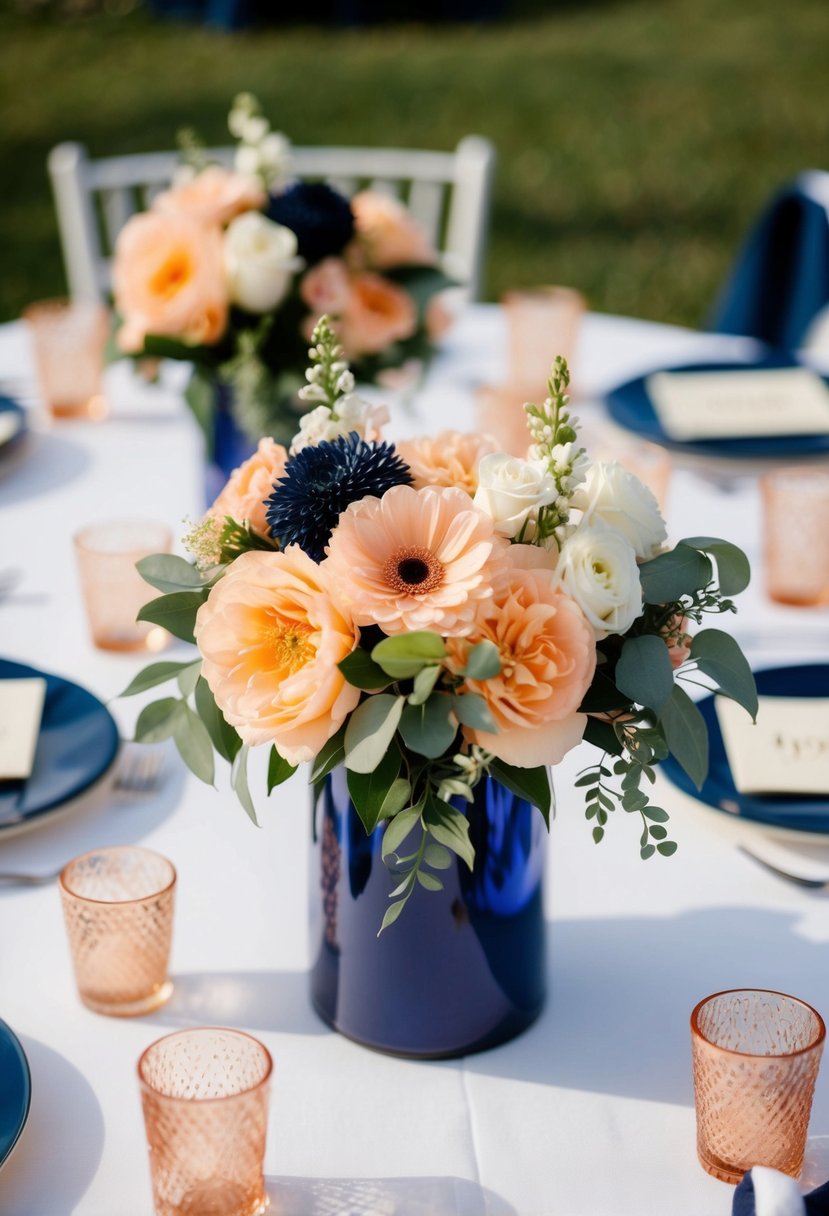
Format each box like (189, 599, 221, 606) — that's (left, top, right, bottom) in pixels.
(154, 165, 266, 227)
(396, 431, 500, 495)
(208, 438, 288, 538)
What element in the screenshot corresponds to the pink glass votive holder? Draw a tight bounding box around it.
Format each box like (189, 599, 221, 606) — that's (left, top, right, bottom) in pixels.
(138, 1028, 273, 1216)
(59, 846, 176, 1017)
(760, 466, 829, 606)
(24, 298, 109, 420)
(502, 286, 586, 393)
(691, 988, 825, 1184)
(475, 383, 534, 457)
(73, 519, 172, 652)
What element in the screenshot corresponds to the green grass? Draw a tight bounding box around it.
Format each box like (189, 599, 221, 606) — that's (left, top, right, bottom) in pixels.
(1, 0, 828, 326)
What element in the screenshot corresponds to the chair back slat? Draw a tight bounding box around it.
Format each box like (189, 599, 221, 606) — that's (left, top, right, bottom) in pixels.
(406, 180, 446, 246)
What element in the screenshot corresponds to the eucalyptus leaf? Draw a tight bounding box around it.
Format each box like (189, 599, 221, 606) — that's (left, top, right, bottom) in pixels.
(310, 725, 347, 784)
(451, 693, 498, 733)
(371, 631, 446, 679)
(690, 629, 758, 719)
(344, 694, 405, 774)
(119, 660, 197, 699)
(194, 677, 242, 763)
(423, 842, 453, 870)
(615, 634, 675, 713)
(461, 640, 501, 681)
(423, 795, 475, 870)
(231, 744, 259, 825)
(173, 703, 215, 785)
(135, 553, 211, 595)
(176, 660, 202, 698)
(381, 806, 423, 860)
(658, 684, 709, 789)
(134, 697, 183, 744)
(399, 694, 457, 758)
(417, 871, 444, 892)
(638, 543, 713, 604)
(682, 537, 751, 595)
(377, 898, 406, 936)
(488, 759, 553, 827)
(346, 747, 406, 833)
(338, 648, 392, 691)
(408, 664, 441, 706)
(267, 747, 297, 793)
(137, 590, 206, 644)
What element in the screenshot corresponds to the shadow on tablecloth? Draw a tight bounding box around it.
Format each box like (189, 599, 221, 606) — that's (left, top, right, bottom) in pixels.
(265, 1174, 516, 1215)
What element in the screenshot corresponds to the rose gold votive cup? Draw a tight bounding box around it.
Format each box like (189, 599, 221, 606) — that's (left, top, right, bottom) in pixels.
(59, 846, 176, 1017)
(760, 467, 829, 606)
(475, 383, 534, 457)
(502, 286, 586, 393)
(23, 298, 109, 420)
(73, 519, 172, 652)
(138, 1028, 273, 1216)
(691, 988, 825, 1184)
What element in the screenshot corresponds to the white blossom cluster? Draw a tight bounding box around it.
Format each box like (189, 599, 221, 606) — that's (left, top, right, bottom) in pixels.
(228, 93, 291, 190)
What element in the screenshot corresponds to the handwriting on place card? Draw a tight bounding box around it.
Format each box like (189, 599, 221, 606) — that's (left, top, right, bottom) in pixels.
(716, 695, 829, 797)
(646, 368, 829, 442)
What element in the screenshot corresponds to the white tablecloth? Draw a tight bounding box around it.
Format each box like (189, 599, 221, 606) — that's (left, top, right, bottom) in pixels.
(1, 307, 829, 1216)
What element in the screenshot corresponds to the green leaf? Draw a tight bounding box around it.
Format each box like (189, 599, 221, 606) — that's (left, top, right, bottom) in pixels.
(642, 805, 669, 822)
(135, 553, 211, 595)
(488, 758, 553, 828)
(377, 898, 406, 936)
(648, 823, 668, 840)
(657, 841, 678, 856)
(690, 629, 758, 720)
(579, 670, 634, 714)
(659, 684, 709, 789)
(423, 794, 475, 870)
(310, 725, 347, 784)
(184, 364, 217, 455)
(451, 693, 498, 733)
(640, 843, 656, 860)
(346, 747, 408, 833)
(399, 694, 457, 758)
(615, 634, 675, 713)
(424, 842, 452, 869)
(176, 660, 202, 698)
(119, 660, 197, 698)
(408, 664, 441, 706)
(194, 677, 242, 763)
(371, 632, 446, 679)
(172, 703, 215, 785)
(592, 825, 605, 844)
(134, 697, 183, 743)
(681, 537, 751, 595)
(461, 640, 501, 681)
(582, 716, 624, 755)
(638, 543, 713, 604)
(417, 871, 444, 892)
(575, 771, 599, 788)
(381, 806, 423, 859)
(344, 694, 405, 774)
(137, 590, 207, 644)
(267, 747, 297, 793)
(231, 745, 259, 825)
(337, 648, 392, 691)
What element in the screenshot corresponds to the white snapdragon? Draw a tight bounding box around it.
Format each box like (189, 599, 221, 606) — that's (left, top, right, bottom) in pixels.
(224, 213, 303, 314)
(572, 461, 667, 560)
(233, 144, 261, 179)
(290, 394, 390, 454)
(556, 522, 643, 637)
(473, 453, 558, 539)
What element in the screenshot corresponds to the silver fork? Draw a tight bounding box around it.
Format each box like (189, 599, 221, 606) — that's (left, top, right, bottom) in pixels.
(739, 845, 829, 890)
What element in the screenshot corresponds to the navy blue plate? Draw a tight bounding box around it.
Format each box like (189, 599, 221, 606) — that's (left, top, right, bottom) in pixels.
(0, 397, 26, 452)
(0, 1019, 30, 1167)
(0, 659, 120, 832)
(605, 352, 829, 458)
(661, 664, 829, 833)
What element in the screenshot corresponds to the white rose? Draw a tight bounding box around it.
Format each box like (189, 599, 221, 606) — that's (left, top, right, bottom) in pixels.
(573, 461, 667, 560)
(556, 522, 643, 637)
(224, 213, 302, 314)
(473, 453, 558, 539)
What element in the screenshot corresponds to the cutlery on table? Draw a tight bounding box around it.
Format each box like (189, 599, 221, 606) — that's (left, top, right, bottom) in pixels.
(739, 845, 829, 890)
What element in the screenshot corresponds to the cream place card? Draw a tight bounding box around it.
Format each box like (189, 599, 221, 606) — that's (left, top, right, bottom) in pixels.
(716, 694, 829, 796)
(0, 678, 47, 780)
(646, 368, 829, 442)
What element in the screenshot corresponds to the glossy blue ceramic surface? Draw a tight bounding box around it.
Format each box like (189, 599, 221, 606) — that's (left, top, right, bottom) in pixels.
(310, 767, 548, 1058)
(0, 1019, 30, 1168)
(605, 351, 829, 459)
(0, 396, 26, 452)
(660, 664, 829, 833)
(0, 658, 120, 831)
(204, 381, 257, 504)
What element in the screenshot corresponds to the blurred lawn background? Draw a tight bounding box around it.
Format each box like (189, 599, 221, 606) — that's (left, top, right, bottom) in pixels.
(1, 0, 828, 326)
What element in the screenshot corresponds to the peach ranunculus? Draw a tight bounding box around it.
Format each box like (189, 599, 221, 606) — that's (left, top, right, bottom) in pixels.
(337, 273, 417, 357)
(396, 431, 501, 495)
(154, 165, 266, 227)
(447, 564, 597, 768)
(324, 483, 507, 637)
(195, 547, 360, 765)
(300, 257, 352, 316)
(113, 212, 228, 352)
(350, 191, 437, 269)
(208, 438, 288, 538)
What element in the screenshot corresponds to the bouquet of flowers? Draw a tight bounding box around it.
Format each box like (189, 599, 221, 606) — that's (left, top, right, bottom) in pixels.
(124, 317, 756, 933)
(112, 94, 454, 451)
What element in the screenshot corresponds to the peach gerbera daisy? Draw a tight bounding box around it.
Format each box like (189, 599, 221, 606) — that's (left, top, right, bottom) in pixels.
(195, 547, 360, 765)
(324, 484, 506, 637)
(447, 564, 596, 768)
(396, 430, 501, 495)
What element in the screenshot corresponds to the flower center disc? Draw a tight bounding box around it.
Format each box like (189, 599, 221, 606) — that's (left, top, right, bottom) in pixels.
(384, 546, 444, 595)
(268, 612, 316, 674)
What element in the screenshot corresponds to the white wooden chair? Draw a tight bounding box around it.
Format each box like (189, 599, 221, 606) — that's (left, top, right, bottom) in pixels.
(48, 137, 496, 303)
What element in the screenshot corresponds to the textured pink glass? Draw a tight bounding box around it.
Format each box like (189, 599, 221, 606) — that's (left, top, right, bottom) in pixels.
(760, 467, 829, 605)
(24, 298, 109, 419)
(691, 989, 825, 1183)
(59, 846, 176, 1016)
(138, 1028, 273, 1216)
(502, 286, 586, 393)
(474, 382, 536, 457)
(73, 519, 172, 652)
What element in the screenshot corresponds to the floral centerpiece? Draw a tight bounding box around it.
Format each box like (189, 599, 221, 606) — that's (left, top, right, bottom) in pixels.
(112, 94, 453, 468)
(124, 316, 756, 1056)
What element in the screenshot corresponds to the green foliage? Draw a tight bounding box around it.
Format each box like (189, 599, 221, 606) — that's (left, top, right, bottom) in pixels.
(194, 677, 242, 763)
(614, 634, 674, 713)
(681, 537, 751, 596)
(488, 758, 553, 827)
(136, 590, 207, 644)
(135, 554, 213, 594)
(451, 693, 497, 733)
(134, 697, 181, 744)
(173, 702, 215, 785)
(689, 629, 758, 719)
(343, 694, 405, 773)
(119, 659, 199, 699)
(658, 684, 709, 789)
(338, 648, 392, 691)
(267, 747, 297, 793)
(231, 745, 258, 825)
(310, 725, 346, 784)
(639, 544, 712, 604)
(460, 640, 502, 681)
(398, 694, 457, 759)
(371, 632, 446, 679)
(423, 793, 475, 870)
(347, 747, 411, 833)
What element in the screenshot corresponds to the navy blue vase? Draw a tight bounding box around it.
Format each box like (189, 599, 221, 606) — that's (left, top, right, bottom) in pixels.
(204, 381, 258, 505)
(310, 765, 548, 1058)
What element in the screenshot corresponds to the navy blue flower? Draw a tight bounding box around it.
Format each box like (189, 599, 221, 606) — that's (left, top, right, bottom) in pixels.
(267, 182, 355, 264)
(266, 433, 413, 561)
